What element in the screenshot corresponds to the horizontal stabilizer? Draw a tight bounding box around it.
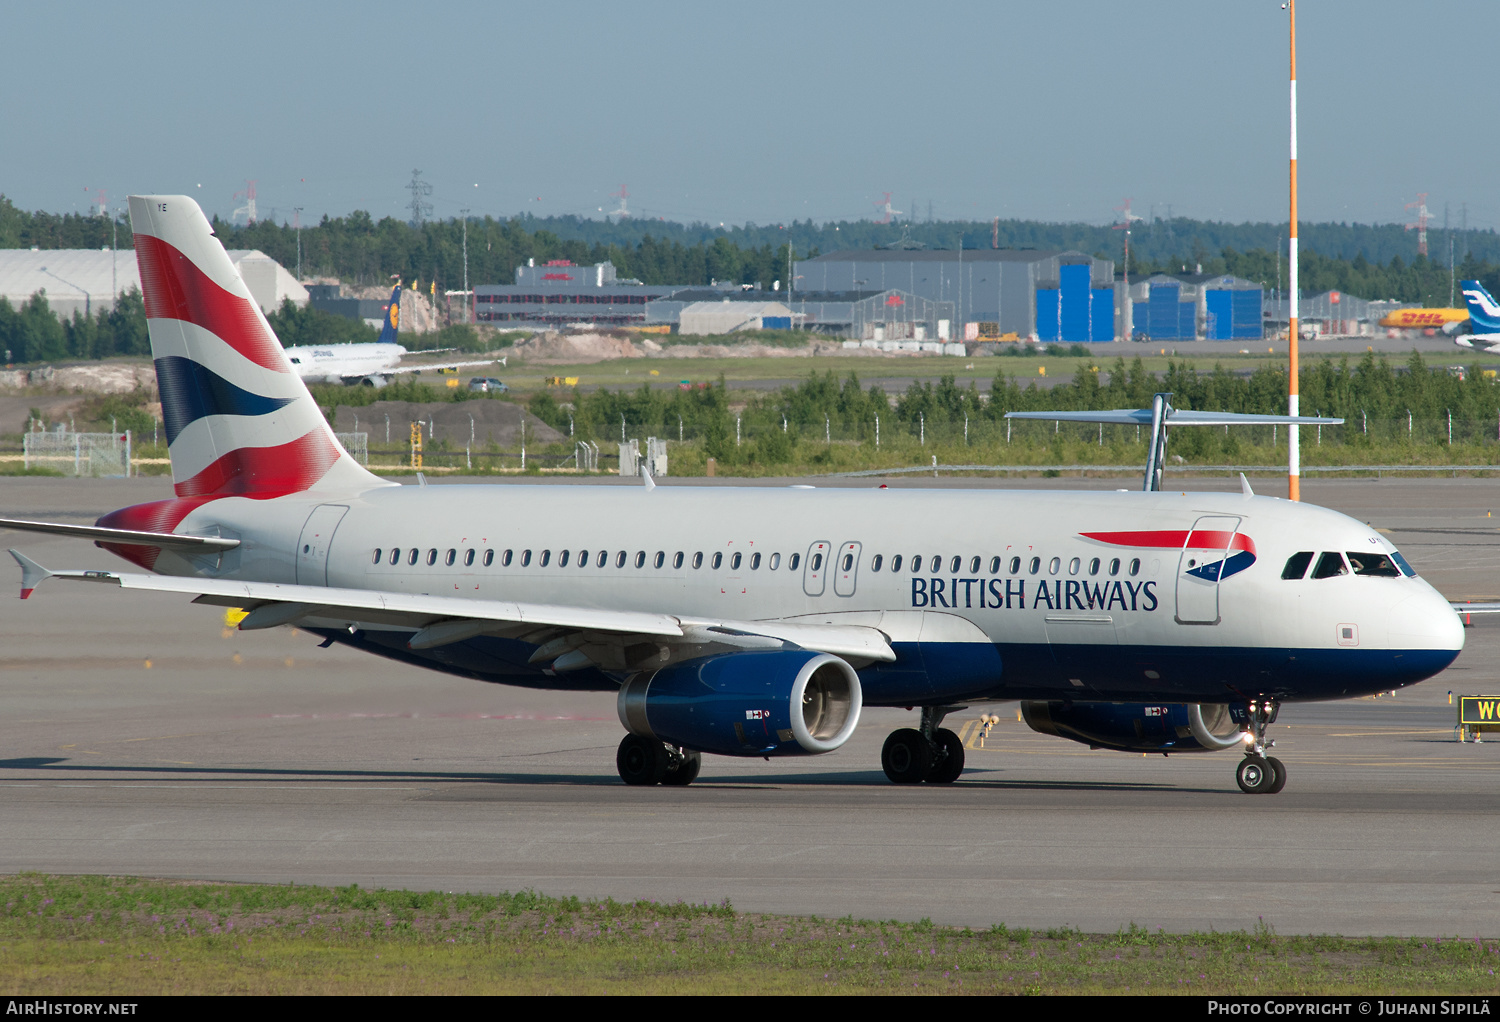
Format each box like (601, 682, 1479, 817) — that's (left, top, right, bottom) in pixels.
(0, 517, 240, 551)
(1005, 409, 1343, 427)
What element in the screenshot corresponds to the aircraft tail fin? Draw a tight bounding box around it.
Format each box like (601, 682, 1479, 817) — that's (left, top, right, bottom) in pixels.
(127, 195, 387, 501)
(1460, 280, 1500, 333)
(376, 284, 401, 345)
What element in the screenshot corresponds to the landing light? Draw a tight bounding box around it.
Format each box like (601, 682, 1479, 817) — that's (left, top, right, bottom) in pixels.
(1240, 732, 1256, 744)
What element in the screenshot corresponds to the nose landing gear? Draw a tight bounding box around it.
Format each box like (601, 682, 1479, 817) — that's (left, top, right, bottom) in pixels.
(881, 705, 966, 785)
(1236, 699, 1286, 794)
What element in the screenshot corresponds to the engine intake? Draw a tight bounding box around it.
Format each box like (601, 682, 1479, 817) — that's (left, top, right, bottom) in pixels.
(618, 650, 862, 757)
(1020, 700, 1246, 754)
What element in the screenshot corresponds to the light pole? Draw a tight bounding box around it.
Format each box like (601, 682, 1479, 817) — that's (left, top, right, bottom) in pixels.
(1285, 0, 1301, 501)
(460, 208, 470, 324)
(293, 207, 304, 281)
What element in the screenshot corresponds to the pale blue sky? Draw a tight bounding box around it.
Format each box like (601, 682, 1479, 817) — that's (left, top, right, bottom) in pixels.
(3, 1, 1493, 230)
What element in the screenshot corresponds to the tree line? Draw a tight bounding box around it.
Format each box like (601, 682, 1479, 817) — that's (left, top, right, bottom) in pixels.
(6, 193, 1498, 306)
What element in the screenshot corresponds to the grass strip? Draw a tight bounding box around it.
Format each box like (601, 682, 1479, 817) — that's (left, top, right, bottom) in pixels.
(1, 875, 1497, 995)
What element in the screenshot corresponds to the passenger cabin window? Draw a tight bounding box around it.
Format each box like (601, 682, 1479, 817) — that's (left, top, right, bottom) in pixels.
(484, 549, 494, 567)
(1068, 557, 1080, 575)
(811, 553, 823, 571)
(372, 549, 382, 565)
(1311, 552, 1347, 579)
(789, 553, 801, 571)
(890, 554, 902, 572)
(910, 554, 921, 571)
(949, 556, 961, 573)
(870, 554, 882, 572)
(968, 556, 980, 573)
(613, 551, 624, 568)
(1028, 556, 1040, 574)
(692, 552, 703, 569)
(1348, 552, 1401, 577)
(558, 550, 570, 567)
(1108, 558, 1120, 576)
(464, 549, 474, 567)
(426, 549, 437, 566)
(673, 552, 684, 569)
(500, 549, 512, 567)
(654, 551, 665, 568)
(1128, 558, 1140, 576)
(407, 549, 419, 566)
(1049, 557, 1061, 575)
(633, 551, 644, 568)
(711, 552, 723, 570)
(1088, 557, 1100, 575)
(770, 553, 781, 570)
(388, 549, 399, 565)
(989, 556, 1001, 574)
(445, 549, 456, 566)
(1281, 551, 1314, 579)
(520, 550, 531, 567)
(539, 550, 551, 567)
(1009, 556, 1021, 574)
(751, 552, 761, 570)
(730, 552, 741, 570)
(842, 553, 853, 571)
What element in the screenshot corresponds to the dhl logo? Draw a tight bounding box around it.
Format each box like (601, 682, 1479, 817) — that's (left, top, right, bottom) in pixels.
(1379, 309, 1468, 327)
(1458, 696, 1500, 724)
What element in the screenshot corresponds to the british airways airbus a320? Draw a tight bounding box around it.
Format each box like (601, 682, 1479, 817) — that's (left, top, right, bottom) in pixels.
(1, 196, 1468, 794)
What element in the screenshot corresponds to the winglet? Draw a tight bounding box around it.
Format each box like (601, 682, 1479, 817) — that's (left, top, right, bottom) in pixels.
(1240, 473, 1255, 498)
(641, 465, 656, 490)
(9, 549, 52, 599)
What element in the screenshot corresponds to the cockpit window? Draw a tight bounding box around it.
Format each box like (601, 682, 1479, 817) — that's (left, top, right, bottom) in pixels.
(1281, 551, 1314, 580)
(1347, 552, 1401, 578)
(1311, 551, 1348, 579)
(1390, 551, 1417, 577)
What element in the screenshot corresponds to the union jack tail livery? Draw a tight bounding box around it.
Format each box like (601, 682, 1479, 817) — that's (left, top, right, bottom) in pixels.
(128, 195, 380, 500)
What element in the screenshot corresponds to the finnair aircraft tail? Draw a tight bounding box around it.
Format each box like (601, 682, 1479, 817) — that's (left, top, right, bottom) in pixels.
(1455, 279, 1500, 353)
(105, 196, 389, 564)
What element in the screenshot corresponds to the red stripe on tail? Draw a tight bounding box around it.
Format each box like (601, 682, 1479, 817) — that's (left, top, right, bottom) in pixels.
(173, 429, 341, 498)
(95, 496, 222, 570)
(134, 233, 288, 372)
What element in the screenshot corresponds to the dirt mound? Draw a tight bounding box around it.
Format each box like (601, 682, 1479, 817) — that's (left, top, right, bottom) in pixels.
(509, 332, 647, 362)
(0, 363, 157, 396)
(330, 399, 564, 448)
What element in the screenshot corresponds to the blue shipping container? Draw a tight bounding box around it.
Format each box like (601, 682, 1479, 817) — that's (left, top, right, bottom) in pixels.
(761, 316, 791, 330)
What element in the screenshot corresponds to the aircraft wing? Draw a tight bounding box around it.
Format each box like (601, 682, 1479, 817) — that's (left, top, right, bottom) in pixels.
(367, 358, 505, 379)
(8, 552, 896, 669)
(1454, 335, 1500, 354)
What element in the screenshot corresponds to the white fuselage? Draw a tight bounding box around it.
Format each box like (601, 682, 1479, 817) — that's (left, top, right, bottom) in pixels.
(154, 483, 1464, 706)
(284, 343, 406, 384)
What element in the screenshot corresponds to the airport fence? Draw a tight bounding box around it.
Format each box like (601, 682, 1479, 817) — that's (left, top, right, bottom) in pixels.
(22, 430, 132, 477)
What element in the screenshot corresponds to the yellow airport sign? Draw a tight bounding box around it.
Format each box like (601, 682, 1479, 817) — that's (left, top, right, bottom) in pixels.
(1458, 695, 1500, 725)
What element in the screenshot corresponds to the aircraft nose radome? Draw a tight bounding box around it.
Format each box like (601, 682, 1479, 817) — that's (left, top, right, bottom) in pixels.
(1390, 590, 1465, 653)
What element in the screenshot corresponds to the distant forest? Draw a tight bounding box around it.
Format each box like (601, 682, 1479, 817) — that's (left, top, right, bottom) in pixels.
(3, 194, 1498, 307)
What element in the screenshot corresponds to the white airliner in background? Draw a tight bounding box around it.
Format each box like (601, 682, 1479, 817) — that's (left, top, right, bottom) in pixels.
(0, 196, 1469, 795)
(286, 283, 503, 386)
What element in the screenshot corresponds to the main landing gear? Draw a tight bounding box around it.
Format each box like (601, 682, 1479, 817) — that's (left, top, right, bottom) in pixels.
(616, 734, 701, 786)
(882, 705, 966, 785)
(1235, 698, 1286, 795)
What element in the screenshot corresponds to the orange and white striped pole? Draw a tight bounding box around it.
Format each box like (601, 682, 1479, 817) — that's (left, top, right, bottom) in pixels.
(1287, 0, 1301, 501)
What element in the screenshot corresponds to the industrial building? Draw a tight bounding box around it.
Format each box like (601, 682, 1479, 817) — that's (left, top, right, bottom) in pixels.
(1264, 291, 1397, 337)
(0, 249, 305, 320)
(792, 249, 1119, 341)
(645, 288, 954, 340)
(1128, 273, 1265, 341)
(679, 300, 796, 335)
(472, 260, 682, 329)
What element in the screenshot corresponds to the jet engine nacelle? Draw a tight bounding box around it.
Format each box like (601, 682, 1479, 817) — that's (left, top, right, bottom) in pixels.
(617, 650, 862, 757)
(1020, 700, 1246, 754)
(360, 375, 389, 388)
